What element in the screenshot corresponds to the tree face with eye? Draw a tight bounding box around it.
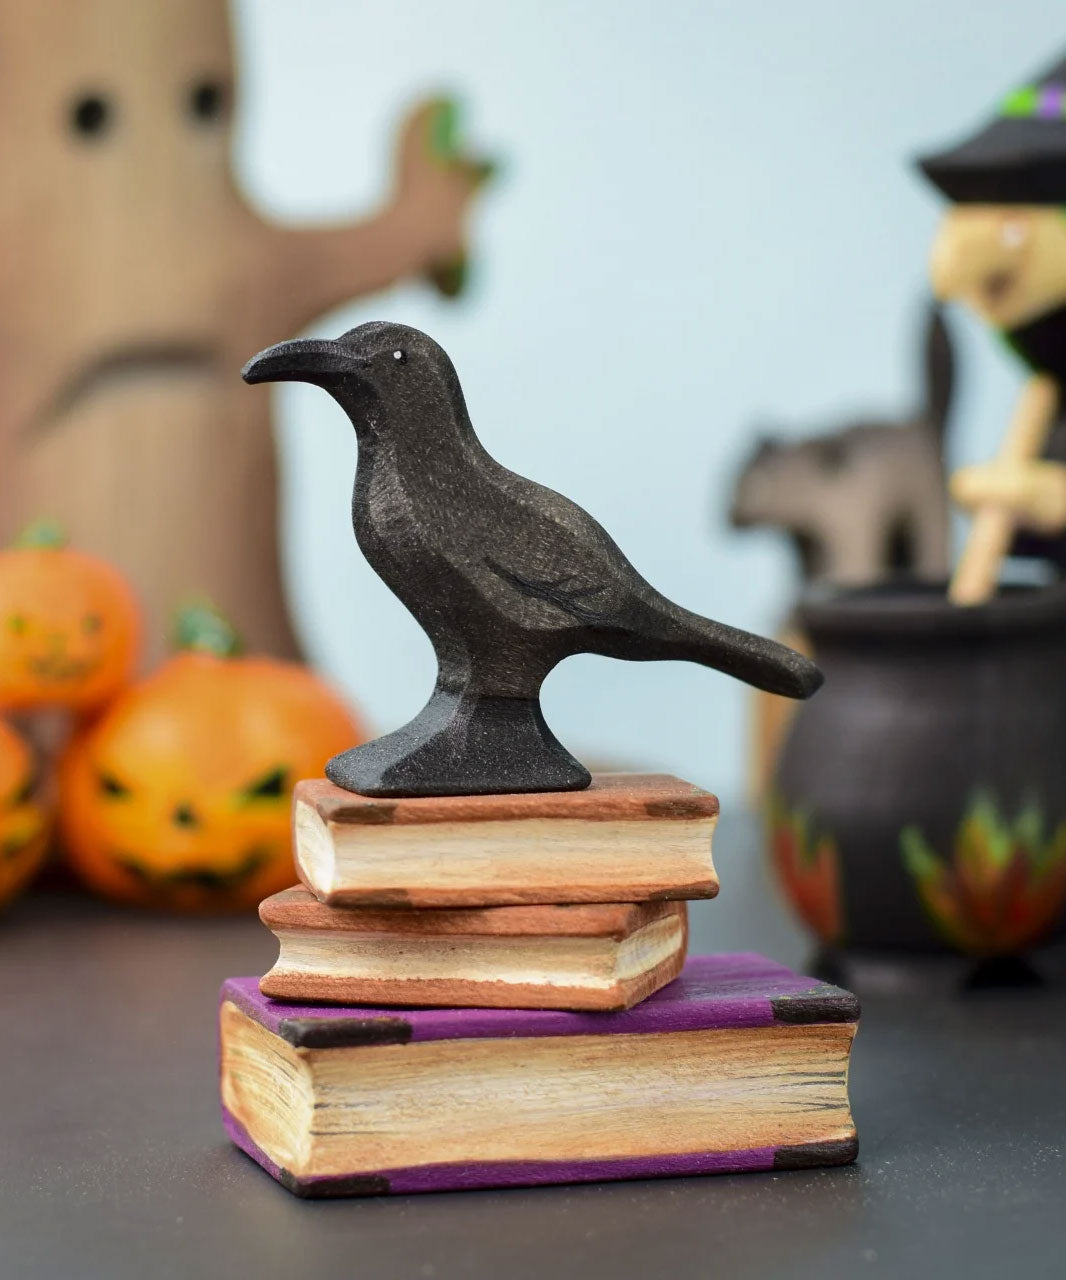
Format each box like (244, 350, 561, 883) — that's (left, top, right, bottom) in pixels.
(66, 74, 229, 141)
(0, 0, 241, 420)
(59, 633, 365, 912)
(0, 719, 51, 909)
(0, 529, 140, 712)
(0, 0, 493, 666)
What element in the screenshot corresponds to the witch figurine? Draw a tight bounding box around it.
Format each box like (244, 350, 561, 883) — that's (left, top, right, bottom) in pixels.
(919, 50, 1066, 601)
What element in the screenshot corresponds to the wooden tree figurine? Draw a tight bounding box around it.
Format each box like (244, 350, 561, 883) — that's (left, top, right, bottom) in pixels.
(919, 50, 1066, 602)
(0, 0, 492, 660)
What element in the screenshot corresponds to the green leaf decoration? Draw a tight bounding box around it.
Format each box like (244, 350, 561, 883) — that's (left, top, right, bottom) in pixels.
(1001, 85, 1038, 117)
(14, 520, 67, 550)
(900, 825, 940, 884)
(473, 157, 500, 187)
(429, 97, 461, 161)
(172, 600, 243, 658)
(426, 253, 469, 299)
(1014, 801, 1044, 854)
(958, 791, 1012, 871)
(1035, 823, 1066, 877)
(901, 790, 1066, 955)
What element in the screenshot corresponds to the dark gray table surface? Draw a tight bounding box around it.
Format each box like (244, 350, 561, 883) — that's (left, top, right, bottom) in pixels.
(2, 816, 1064, 1280)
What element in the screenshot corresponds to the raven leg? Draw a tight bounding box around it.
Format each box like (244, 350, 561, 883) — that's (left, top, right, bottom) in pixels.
(325, 686, 590, 797)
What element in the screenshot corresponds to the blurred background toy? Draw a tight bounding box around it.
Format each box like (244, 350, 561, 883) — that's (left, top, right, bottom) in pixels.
(767, 49, 1066, 976)
(0, 522, 140, 714)
(922, 49, 1066, 601)
(731, 301, 955, 588)
(0, 0, 493, 663)
(59, 603, 365, 911)
(772, 583, 1066, 969)
(0, 718, 52, 910)
(731, 301, 956, 799)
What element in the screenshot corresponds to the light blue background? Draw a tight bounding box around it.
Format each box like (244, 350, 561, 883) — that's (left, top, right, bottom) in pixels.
(233, 1, 1061, 809)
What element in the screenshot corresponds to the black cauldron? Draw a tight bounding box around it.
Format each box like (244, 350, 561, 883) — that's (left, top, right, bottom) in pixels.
(771, 582, 1066, 956)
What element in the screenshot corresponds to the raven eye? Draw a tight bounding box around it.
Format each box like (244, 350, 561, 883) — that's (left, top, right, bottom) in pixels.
(392, 350, 406, 363)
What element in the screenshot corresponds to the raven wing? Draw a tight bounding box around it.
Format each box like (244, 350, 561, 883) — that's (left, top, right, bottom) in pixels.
(472, 466, 643, 630)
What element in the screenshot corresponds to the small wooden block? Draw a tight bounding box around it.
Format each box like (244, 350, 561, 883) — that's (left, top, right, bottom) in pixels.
(259, 886, 688, 1011)
(292, 772, 720, 908)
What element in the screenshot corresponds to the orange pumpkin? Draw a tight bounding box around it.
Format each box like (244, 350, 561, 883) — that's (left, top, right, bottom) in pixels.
(0, 719, 51, 909)
(59, 605, 366, 911)
(0, 523, 140, 712)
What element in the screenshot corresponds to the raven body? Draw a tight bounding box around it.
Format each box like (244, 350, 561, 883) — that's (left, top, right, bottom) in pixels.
(243, 322, 821, 796)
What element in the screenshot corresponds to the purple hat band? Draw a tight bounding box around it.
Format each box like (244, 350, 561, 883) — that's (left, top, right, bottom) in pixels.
(1038, 85, 1066, 119)
(1000, 82, 1066, 120)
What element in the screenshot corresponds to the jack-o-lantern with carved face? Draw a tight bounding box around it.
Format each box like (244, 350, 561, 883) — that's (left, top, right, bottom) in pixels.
(0, 524, 140, 712)
(59, 607, 365, 911)
(0, 718, 51, 908)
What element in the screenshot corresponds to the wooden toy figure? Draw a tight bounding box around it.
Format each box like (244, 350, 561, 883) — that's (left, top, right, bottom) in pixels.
(222, 326, 857, 1202)
(0, 0, 493, 662)
(730, 304, 956, 797)
(730, 303, 956, 587)
(0, 523, 140, 714)
(0, 719, 52, 910)
(243, 323, 823, 797)
(919, 51, 1066, 601)
(60, 604, 365, 912)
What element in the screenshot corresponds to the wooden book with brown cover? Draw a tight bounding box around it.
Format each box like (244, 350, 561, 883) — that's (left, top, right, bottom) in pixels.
(259, 886, 688, 1012)
(292, 772, 719, 909)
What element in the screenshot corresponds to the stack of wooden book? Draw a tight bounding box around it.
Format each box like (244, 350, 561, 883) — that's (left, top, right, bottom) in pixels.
(220, 773, 860, 1197)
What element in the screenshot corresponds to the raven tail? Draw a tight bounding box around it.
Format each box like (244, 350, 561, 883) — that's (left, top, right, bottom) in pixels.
(604, 609, 823, 700)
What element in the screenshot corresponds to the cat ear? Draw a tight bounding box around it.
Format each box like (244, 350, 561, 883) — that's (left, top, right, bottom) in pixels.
(749, 426, 781, 456)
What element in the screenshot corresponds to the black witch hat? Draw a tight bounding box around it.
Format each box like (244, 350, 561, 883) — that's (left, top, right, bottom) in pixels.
(919, 51, 1066, 204)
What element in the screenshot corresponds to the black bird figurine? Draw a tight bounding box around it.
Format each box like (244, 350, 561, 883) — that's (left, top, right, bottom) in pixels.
(243, 322, 822, 798)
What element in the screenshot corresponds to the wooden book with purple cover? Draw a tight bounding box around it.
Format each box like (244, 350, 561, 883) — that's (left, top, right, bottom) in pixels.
(220, 953, 859, 1198)
(259, 886, 688, 1011)
(292, 772, 719, 908)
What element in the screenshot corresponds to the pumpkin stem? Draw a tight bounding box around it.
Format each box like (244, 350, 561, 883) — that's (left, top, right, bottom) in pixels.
(173, 601, 244, 658)
(14, 520, 67, 550)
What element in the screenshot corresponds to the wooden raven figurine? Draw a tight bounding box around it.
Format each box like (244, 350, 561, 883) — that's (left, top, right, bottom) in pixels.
(243, 322, 822, 797)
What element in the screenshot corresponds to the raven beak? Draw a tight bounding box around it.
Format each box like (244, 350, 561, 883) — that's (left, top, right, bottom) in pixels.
(241, 339, 359, 387)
